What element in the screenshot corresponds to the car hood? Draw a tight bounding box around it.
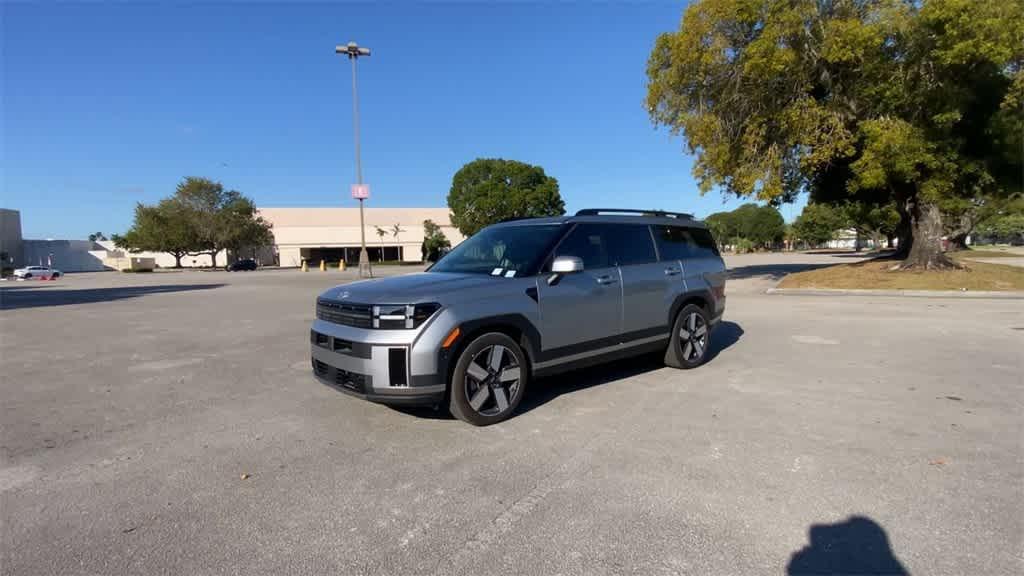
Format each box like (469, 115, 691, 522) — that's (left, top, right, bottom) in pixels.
(319, 272, 514, 304)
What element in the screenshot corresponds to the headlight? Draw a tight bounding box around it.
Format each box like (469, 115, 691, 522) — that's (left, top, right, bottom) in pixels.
(372, 303, 441, 329)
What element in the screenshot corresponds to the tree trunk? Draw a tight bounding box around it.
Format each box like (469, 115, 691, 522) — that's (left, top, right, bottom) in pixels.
(173, 253, 183, 268)
(945, 211, 975, 252)
(886, 235, 895, 249)
(900, 198, 956, 270)
(869, 231, 883, 251)
(893, 205, 913, 259)
(209, 251, 218, 267)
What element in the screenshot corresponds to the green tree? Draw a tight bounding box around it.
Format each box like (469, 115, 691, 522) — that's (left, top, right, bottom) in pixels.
(113, 200, 197, 267)
(216, 194, 273, 256)
(974, 195, 1024, 243)
(116, 177, 271, 267)
(171, 177, 270, 266)
(733, 203, 785, 247)
(839, 202, 901, 250)
(704, 204, 784, 249)
(792, 203, 848, 248)
(374, 226, 387, 261)
(705, 211, 737, 248)
(88, 232, 107, 242)
(646, 0, 1023, 269)
(447, 158, 565, 236)
(944, 194, 1022, 250)
(421, 219, 451, 262)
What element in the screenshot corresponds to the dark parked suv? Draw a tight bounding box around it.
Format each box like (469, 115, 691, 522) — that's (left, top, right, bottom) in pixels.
(311, 209, 727, 425)
(226, 259, 258, 271)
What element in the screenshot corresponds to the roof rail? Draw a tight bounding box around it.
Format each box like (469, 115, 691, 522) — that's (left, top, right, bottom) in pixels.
(575, 208, 694, 219)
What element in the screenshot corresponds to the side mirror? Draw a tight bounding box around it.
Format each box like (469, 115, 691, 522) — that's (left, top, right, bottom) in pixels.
(551, 255, 584, 274)
(547, 255, 583, 286)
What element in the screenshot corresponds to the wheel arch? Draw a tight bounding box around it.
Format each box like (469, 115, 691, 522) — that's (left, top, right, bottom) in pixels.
(439, 314, 541, 391)
(668, 290, 713, 327)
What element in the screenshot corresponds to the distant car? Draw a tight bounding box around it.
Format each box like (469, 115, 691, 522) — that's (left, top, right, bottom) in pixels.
(13, 266, 61, 279)
(226, 259, 258, 271)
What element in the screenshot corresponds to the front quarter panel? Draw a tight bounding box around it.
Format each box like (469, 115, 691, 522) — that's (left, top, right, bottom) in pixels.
(408, 277, 541, 381)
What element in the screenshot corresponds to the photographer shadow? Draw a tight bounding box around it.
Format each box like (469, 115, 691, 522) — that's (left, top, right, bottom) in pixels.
(787, 516, 908, 575)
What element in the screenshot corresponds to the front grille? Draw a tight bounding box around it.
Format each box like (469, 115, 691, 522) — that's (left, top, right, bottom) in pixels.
(334, 367, 367, 392)
(316, 300, 372, 328)
(312, 358, 368, 393)
(313, 359, 329, 376)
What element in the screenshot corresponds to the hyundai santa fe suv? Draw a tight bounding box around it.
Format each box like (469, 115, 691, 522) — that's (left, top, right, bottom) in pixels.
(310, 209, 727, 425)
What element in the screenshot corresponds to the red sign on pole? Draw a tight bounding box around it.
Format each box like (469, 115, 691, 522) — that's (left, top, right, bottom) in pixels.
(351, 184, 370, 200)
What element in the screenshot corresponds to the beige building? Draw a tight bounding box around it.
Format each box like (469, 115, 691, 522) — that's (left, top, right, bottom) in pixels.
(0, 206, 463, 272)
(259, 207, 464, 267)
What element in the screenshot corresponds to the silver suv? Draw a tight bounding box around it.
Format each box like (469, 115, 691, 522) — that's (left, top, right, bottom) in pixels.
(311, 209, 726, 425)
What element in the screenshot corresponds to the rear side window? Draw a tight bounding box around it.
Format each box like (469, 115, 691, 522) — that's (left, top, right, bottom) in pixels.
(604, 225, 657, 266)
(690, 228, 721, 257)
(654, 225, 720, 260)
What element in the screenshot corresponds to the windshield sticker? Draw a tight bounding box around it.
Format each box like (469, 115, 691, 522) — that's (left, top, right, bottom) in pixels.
(504, 270, 516, 278)
(491, 268, 503, 276)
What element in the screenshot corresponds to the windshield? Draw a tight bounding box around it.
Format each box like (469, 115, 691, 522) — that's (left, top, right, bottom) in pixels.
(430, 224, 565, 276)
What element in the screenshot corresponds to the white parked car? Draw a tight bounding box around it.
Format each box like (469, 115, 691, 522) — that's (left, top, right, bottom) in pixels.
(13, 266, 62, 279)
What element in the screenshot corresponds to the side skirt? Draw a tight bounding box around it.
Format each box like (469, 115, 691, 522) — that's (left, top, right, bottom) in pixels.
(533, 337, 668, 379)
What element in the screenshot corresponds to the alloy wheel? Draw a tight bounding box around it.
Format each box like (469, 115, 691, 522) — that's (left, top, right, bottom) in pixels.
(679, 312, 708, 362)
(463, 344, 521, 416)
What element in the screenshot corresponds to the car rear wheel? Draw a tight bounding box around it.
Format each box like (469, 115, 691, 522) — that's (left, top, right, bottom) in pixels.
(664, 304, 711, 369)
(449, 332, 528, 426)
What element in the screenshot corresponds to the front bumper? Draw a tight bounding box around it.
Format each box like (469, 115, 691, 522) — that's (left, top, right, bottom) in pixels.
(310, 318, 448, 407)
(311, 367, 443, 406)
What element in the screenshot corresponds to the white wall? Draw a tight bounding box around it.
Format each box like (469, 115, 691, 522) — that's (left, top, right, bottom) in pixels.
(93, 241, 230, 268)
(23, 240, 107, 272)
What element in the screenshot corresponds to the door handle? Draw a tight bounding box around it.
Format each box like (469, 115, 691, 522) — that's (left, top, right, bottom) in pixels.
(596, 275, 617, 285)
(664, 268, 681, 276)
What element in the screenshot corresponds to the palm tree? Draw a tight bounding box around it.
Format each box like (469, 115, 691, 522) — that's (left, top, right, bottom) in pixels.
(390, 223, 405, 260)
(374, 226, 387, 262)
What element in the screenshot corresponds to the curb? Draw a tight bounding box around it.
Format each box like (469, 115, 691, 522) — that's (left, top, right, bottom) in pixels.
(766, 287, 1024, 299)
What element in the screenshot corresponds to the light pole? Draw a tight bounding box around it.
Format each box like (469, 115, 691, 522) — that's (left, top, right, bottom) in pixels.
(336, 41, 372, 278)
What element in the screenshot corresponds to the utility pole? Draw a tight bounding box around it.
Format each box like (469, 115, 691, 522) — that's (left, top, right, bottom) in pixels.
(336, 41, 372, 278)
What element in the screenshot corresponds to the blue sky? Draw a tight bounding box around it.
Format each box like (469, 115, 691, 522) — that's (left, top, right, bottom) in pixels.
(2, 2, 804, 239)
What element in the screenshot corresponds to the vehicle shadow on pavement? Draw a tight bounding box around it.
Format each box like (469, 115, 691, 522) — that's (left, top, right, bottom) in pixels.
(0, 284, 225, 310)
(787, 516, 908, 575)
(393, 321, 744, 421)
(519, 320, 745, 416)
(727, 263, 832, 281)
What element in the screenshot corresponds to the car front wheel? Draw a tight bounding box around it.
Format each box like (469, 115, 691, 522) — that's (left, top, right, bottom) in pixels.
(665, 304, 711, 369)
(449, 332, 528, 426)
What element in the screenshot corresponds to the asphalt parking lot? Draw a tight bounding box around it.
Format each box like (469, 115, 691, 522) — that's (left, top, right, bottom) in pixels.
(2, 255, 1022, 575)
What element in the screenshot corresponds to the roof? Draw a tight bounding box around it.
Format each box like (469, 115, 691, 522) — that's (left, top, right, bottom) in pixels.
(490, 209, 706, 229)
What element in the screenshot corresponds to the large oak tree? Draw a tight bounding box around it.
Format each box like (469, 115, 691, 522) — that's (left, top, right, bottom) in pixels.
(646, 0, 1022, 269)
(447, 158, 565, 236)
(114, 177, 272, 267)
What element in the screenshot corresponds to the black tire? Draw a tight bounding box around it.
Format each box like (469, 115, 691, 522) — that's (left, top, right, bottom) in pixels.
(23, 273, 32, 279)
(51, 272, 60, 278)
(449, 332, 528, 426)
(664, 303, 711, 369)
